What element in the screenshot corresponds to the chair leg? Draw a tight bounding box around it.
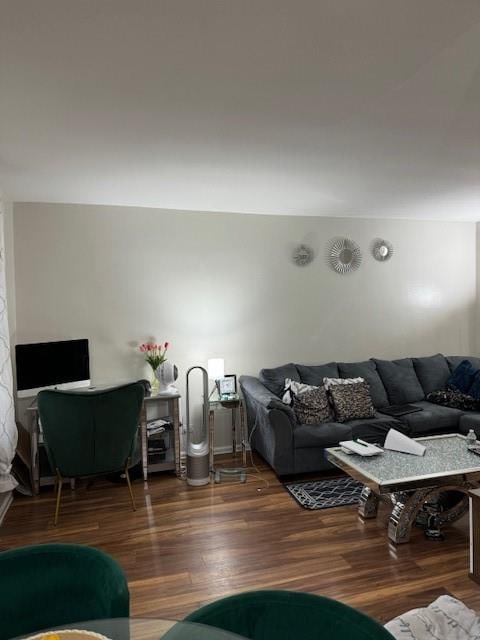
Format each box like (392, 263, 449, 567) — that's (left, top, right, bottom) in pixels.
(54, 469, 63, 526)
(125, 460, 136, 512)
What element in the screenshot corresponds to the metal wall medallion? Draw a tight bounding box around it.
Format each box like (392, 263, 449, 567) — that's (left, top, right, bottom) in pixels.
(328, 237, 362, 274)
(372, 238, 393, 262)
(292, 244, 314, 267)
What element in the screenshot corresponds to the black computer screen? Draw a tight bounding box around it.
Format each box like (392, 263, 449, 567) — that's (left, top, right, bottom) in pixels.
(15, 339, 90, 391)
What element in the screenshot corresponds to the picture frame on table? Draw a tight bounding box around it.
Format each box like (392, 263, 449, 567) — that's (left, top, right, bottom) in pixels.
(217, 374, 237, 396)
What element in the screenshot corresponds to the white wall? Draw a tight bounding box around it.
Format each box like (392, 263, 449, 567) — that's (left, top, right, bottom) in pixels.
(2, 202, 16, 352)
(13, 203, 477, 447)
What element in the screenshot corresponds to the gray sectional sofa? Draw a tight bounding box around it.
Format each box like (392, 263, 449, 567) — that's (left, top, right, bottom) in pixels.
(239, 354, 480, 477)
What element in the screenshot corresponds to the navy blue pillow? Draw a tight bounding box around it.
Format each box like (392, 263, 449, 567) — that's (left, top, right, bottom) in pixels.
(469, 372, 480, 400)
(447, 359, 478, 394)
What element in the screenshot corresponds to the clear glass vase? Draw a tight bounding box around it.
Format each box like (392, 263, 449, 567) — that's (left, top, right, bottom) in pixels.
(150, 367, 160, 394)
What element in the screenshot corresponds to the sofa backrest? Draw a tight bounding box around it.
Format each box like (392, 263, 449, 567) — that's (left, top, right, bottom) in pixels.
(373, 358, 425, 404)
(296, 363, 338, 387)
(259, 363, 300, 396)
(412, 354, 451, 395)
(447, 356, 480, 372)
(258, 354, 476, 404)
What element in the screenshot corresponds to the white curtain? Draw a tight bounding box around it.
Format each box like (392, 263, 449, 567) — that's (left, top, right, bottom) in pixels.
(0, 210, 17, 493)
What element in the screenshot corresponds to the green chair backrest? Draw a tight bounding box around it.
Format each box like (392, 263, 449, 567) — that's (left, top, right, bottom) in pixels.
(0, 543, 129, 640)
(184, 590, 395, 640)
(37, 383, 144, 477)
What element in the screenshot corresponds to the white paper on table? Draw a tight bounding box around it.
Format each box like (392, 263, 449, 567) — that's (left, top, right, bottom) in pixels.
(384, 428, 426, 456)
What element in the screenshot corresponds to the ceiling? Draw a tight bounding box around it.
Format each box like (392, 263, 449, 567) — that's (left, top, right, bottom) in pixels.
(1, 0, 480, 219)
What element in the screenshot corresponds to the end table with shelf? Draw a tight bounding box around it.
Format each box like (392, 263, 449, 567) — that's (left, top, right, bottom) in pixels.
(141, 392, 183, 481)
(208, 393, 247, 481)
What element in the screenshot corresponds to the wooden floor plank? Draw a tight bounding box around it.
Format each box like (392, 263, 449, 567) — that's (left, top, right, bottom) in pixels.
(1, 455, 479, 623)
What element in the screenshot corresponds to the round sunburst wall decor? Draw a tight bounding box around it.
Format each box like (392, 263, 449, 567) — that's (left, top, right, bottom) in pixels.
(327, 237, 362, 274)
(292, 244, 314, 266)
(372, 238, 394, 262)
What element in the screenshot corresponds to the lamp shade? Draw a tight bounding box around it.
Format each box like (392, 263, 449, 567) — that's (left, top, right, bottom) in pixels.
(207, 358, 225, 380)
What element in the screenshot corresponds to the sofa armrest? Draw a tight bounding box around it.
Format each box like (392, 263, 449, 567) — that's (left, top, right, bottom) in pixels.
(239, 375, 295, 475)
(239, 375, 295, 420)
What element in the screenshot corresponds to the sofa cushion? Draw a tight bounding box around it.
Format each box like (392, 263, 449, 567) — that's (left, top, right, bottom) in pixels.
(395, 401, 463, 435)
(458, 413, 480, 436)
(294, 422, 352, 449)
(447, 356, 480, 372)
(297, 362, 339, 386)
(259, 363, 300, 397)
(350, 417, 408, 443)
(374, 358, 425, 404)
(294, 413, 399, 448)
(412, 354, 451, 395)
(338, 360, 389, 408)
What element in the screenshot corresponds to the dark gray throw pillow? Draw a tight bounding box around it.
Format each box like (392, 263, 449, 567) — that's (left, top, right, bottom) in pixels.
(338, 360, 389, 408)
(328, 381, 375, 423)
(412, 354, 451, 395)
(297, 362, 339, 386)
(374, 358, 425, 404)
(292, 386, 334, 425)
(259, 363, 300, 397)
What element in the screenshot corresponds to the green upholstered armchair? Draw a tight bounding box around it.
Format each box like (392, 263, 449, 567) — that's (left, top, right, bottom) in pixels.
(37, 382, 144, 524)
(185, 590, 395, 640)
(0, 543, 129, 640)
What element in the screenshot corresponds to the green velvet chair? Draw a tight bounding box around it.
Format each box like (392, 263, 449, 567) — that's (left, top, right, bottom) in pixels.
(37, 382, 144, 524)
(185, 590, 394, 640)
(0, 543, 129, 640)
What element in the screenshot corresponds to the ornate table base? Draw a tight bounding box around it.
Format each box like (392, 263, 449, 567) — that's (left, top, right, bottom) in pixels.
(359, 481, 477, 544)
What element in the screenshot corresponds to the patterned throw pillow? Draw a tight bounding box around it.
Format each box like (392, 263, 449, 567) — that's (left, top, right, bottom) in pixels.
(292, 386, 334, 424)
(328, 381, 375, 423)
(323, 376, 364, 390)
(427, 388, 480, 411)
(282, 378, 316, 405)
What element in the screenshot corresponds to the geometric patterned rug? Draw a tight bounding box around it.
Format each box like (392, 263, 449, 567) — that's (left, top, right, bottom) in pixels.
(284, 476, 364, 510)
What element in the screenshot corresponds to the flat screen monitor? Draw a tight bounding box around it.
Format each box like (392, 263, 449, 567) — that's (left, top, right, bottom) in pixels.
(15, 339, 90, 398)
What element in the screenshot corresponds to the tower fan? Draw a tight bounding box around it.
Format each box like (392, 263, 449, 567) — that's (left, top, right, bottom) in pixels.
(185, 366, 210, 486)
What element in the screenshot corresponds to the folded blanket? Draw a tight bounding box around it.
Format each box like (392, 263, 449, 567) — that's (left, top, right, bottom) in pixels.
(385, 595, 480, 640)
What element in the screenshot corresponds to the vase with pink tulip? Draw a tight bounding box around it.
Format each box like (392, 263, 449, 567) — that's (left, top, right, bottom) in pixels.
(138, 342, 169, 393)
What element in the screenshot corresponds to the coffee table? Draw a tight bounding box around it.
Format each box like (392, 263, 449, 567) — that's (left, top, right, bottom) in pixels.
(326, 433, 480, 544)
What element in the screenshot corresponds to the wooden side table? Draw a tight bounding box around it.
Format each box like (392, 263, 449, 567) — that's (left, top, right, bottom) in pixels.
(208, 394, 247, 478)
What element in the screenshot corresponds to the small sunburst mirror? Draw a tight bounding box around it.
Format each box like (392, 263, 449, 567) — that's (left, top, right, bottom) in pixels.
(292, 244, 314, 267)
(328, 238, 362, 274)
(372, 238, 393, 262)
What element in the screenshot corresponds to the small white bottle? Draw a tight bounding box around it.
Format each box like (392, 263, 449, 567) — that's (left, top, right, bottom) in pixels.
(466, 429, 477, 448)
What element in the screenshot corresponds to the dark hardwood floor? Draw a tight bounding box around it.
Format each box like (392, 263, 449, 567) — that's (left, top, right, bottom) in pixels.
(1, 455, 479, 624)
